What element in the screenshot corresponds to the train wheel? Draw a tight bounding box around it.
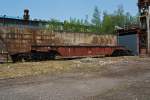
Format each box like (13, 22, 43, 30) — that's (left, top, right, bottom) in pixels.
(11, 55, 20, 63)
(20, 57, 26, 62)
(111, 49, 133, 57)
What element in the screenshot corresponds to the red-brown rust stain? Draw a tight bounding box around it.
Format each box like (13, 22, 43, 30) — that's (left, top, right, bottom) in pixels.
(0, 26, 116, 55)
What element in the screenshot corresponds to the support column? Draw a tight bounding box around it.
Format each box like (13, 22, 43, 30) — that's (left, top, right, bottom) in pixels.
(147, 6, 150, 54)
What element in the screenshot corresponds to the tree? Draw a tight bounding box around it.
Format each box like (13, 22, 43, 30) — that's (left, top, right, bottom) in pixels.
(130, 14, 139, 25)
(101, 11, 114, 34)
(91, 6, 101, 27)
(113, 5, 125, 27)
(46, 4, 139, 35)
(125, 12, 131, 25)
(84, 15, 89, 25)
(91, 6, 102, 34)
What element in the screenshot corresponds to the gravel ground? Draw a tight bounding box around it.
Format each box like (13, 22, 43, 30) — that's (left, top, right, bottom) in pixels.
(0, 56, 150, 100)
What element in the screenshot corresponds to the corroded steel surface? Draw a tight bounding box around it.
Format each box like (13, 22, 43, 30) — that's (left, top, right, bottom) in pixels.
(138, 0, 150, 54)
(138, 0, 150, 7)
(0, 26, 116, 56)
(32, 45, 125, 57)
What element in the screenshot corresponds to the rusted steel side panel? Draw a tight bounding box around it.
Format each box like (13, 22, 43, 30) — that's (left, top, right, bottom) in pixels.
(0, 26, 117, 58)
(32, 46, 118, 57)
(57, 46, 115, 57)
(0, 26, 33, 55)
(104, 47, 112, 55)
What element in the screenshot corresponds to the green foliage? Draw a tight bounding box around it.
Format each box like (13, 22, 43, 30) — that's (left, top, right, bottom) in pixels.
(46, 5, 138, 35)
(84, 15, 89, 25)
(91, 6, 101, 27)
(100, 5, 138, 34)
(101, 11, 114, 34)
(91, 6, 102, 34)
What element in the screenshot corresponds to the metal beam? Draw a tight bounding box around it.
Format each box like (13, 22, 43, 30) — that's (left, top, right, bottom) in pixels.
(147, 6, 150, 54)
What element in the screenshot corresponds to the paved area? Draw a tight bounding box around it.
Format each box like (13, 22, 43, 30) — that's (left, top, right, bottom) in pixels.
(0, 57, 150, 100)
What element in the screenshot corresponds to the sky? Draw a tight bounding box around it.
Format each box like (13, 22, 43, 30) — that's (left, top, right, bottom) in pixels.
(0, 0, 138, 21)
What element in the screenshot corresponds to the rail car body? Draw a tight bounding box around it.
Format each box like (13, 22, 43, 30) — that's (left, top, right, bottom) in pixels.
(0, 25, 131, 62)
(0, 11, 132, 63)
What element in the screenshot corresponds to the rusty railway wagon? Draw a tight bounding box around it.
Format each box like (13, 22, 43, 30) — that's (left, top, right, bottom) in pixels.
(0, 10, 131, 62)
(0, 25, 131, 62)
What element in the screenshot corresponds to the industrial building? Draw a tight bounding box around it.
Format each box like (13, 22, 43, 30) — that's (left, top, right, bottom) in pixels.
(117, 0, 150, 56)
(0, 9, 47, 27)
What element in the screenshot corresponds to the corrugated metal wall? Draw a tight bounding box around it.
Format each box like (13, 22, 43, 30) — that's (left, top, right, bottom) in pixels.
(118, 34, 139, 55)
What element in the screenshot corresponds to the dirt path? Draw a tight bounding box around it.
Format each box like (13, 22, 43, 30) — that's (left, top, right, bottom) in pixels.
(0, 76, 122, 100)
(0, 57, 150, 100)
